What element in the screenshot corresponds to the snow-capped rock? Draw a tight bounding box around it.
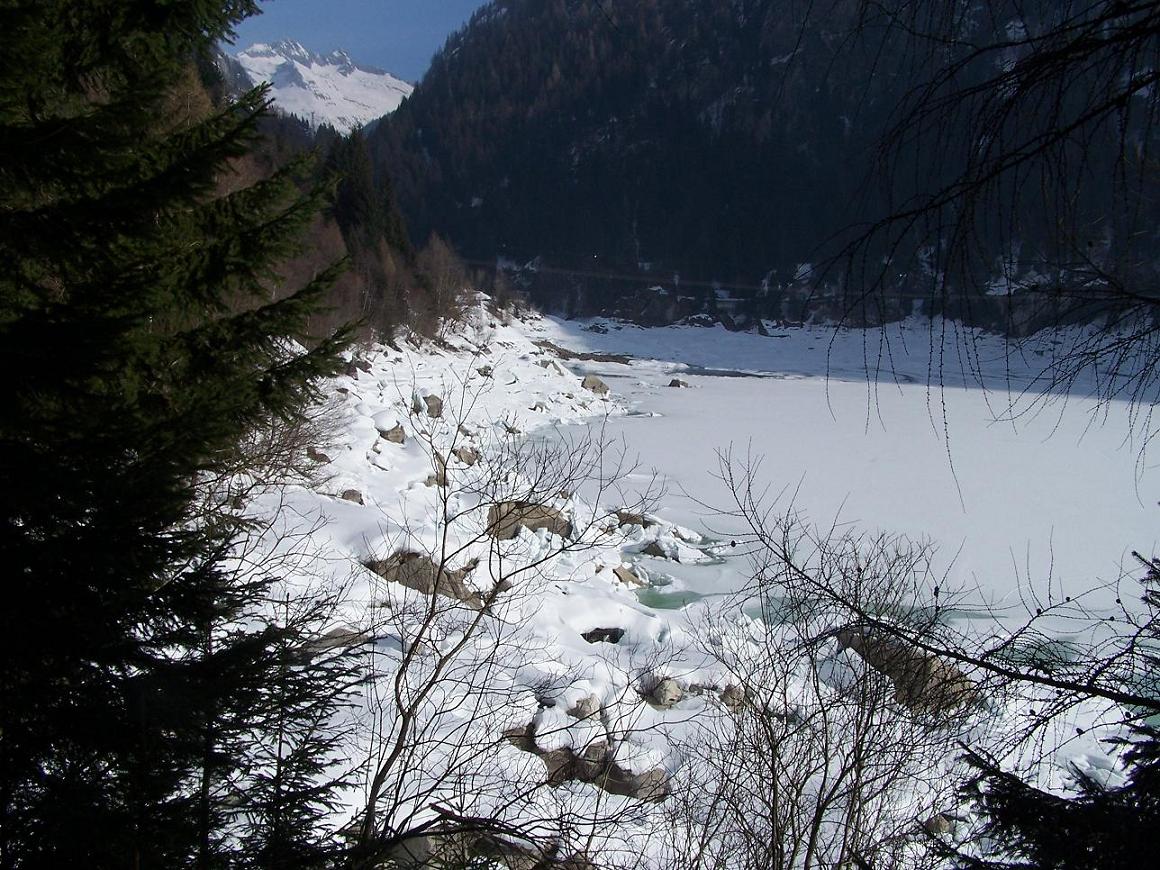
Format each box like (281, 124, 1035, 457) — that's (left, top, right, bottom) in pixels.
(234, 40, 412, 132)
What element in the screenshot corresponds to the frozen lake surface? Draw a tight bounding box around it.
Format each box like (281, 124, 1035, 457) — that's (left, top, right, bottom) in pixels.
(540, 316, 1160, 611)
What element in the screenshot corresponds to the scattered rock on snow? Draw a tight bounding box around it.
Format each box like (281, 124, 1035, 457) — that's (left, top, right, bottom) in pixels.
(379, 423, 405, 444)
(504, 727, 669, 802)
(836, 626, 979, 712)
(641, 540, 674, 560)
(667, 378, 690, 388)
(452, 446, 480, 466)
(581, 374, 609, 396)
(390, 830, 595, 870)
(924, 814, 956, 836)
(487, 502, 572, 540)
(477, 365, 493, 378)
(424, 394, 444, 418)
(366, 551, 482, 608)
(340, 489, 364, 505)
(424, 450, 448, 488)
(581, 627, 626, 645)
(306, 447, 332, 464)
(612, 564, 645, 587)
(647, 677, 683, 708)
(567, 695, 602, 720)
(719, 684, 746, 712)
(616, 510, 654, 529)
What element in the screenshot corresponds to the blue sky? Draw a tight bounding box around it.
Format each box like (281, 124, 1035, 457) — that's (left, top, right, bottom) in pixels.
(230, 0, 491, 82)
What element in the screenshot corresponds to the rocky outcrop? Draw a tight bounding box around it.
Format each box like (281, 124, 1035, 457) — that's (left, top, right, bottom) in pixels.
(836, 626, 978, 713)
(487, 501, 572, 540)
(581, 374, 610, 395)
(366, 551, 482, 608)
(504, 726, 669, 802)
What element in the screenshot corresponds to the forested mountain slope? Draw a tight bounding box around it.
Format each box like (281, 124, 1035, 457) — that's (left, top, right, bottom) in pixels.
(370, 0, 1153, 323)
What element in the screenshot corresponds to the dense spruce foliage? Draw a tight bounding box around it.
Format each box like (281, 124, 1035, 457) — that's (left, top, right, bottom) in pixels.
(0, 2, 359, 865)
(370, 0, 1156, 325)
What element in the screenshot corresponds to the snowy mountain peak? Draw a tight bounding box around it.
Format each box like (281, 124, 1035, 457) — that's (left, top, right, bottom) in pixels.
(234, 40, 412, 133)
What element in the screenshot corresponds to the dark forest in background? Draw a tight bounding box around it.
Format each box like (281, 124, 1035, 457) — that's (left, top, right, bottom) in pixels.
(368, 0, 1158, 330)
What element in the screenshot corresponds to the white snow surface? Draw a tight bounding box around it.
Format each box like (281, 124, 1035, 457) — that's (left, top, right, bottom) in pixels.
(234, 40, 412, 132)
(245, 300, 1152, 865)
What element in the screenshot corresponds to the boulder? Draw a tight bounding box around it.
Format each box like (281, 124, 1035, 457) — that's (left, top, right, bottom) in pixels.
(424, 394, 444, 419)
(477, 365, 493, 378)
(924, 814, 956, 836)
(306, 447, 331, 464)
(388, 831, 475, 869)
(720, 684, 746, 712)
(567, 695, 602, 720)
(641, 540, 672, 560)
(354, 359, 372, 373)
(667, 378, 690, 388)
(648, 677, 683, 708)
(581, 627, 625, 645)
(581, 374, 610, 395)
(390, 828, 594, 870)
(340, 489, 364, 505)
(836, 626, 979, 712)
(613, 564, 645, 587)
(487, 501, 572, 540)
(366, 551, 482, 608)
(378, 422, 405, 444)
(505, 727, 668, 802)
(452, 446, 480, 466)
(424, 450, 448, 488)
(616, 510, 655, 528)
(300, 626, 370, 659)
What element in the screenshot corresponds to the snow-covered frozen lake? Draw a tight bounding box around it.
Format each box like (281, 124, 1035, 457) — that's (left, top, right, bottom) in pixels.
(540, 317, 1160, 612)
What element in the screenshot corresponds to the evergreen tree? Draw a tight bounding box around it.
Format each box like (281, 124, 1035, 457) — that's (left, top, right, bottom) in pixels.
(950, 556, 1160, 870)
(0, 2, 351, 865)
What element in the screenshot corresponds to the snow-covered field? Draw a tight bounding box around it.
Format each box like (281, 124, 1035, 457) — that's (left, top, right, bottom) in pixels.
(251, 300, 1154, 865)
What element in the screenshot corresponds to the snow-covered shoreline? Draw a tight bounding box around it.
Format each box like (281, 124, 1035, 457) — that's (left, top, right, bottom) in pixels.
(246, 300, 1145, 864)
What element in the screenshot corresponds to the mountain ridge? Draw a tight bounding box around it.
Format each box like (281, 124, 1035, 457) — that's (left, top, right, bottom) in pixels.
(234, 39, 412, 133)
